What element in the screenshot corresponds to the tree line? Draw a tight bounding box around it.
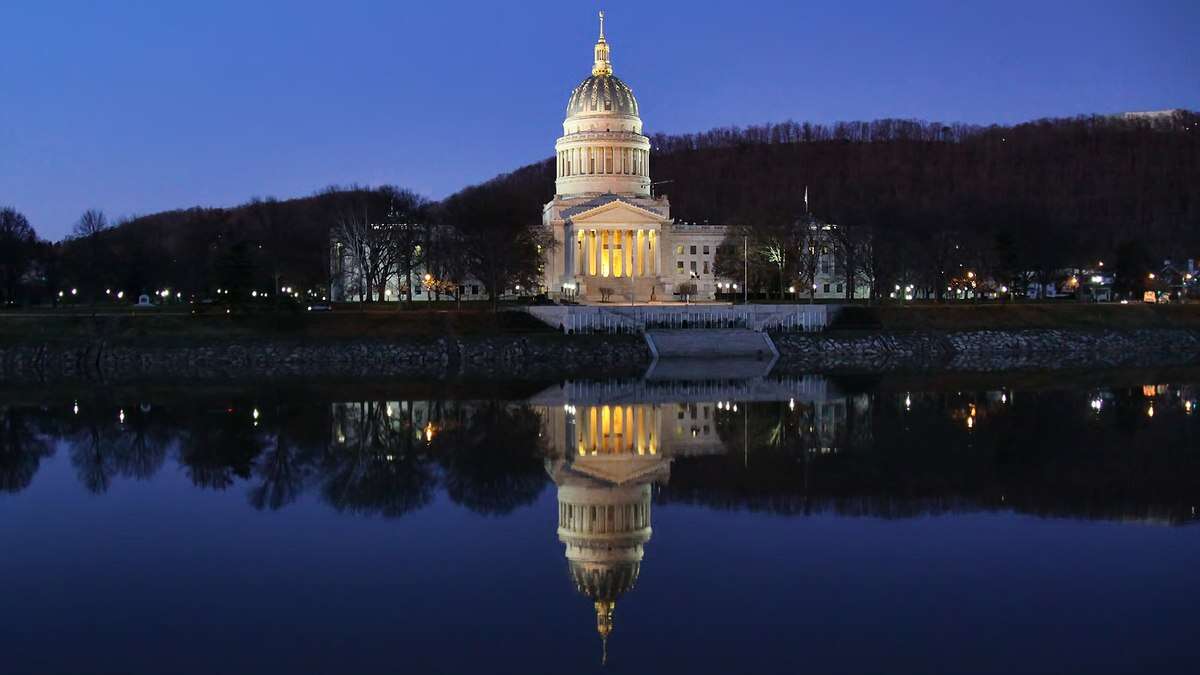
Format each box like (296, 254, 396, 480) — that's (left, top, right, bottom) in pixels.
(2, 111, 1196, 306)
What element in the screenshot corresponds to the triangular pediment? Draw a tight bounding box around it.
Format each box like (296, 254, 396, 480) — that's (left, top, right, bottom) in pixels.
(566, 198, 669, 225)
(569, 455, 671, 485)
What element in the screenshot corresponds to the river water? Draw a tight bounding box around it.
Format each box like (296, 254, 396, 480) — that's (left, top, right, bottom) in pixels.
(1, 371, 1197, 674)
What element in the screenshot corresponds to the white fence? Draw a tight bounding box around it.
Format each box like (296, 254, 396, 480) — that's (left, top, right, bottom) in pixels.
(524, 304, 836, 335)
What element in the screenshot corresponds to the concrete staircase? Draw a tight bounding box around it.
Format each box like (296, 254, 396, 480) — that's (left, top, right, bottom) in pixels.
(645, 329, 779, 360)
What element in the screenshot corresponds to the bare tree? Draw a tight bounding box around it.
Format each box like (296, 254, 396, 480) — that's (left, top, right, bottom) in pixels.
(676, 281, 697, 304)
(0, 208, 37, 305)
(70, 209, 111, 303)
(379, 188, 429, 305)
(73, 209, 109, 240)
(331, 206, 395, 302)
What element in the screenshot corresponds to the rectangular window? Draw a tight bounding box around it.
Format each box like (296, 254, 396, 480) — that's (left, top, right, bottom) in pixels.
(676, 261, 684, 273)
(703, 245, 710, 255)
(472, 285, 479, 295)
(823, 283, 831, 293)
(690, 246, 697, 255)
(690, 261, 697, 274)
(675, 245, 684, 255)
(836, 283, 843, 294)
(703, 261, 709, 274)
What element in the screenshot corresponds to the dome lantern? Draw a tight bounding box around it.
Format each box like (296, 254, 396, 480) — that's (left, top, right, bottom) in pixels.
(593, 11, 612, 77)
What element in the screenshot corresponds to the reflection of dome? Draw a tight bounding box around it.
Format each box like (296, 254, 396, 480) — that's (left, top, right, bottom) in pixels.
(570, 559, 641, 662)
(549, 460, 660, 666)
(570, 560, 641, 601)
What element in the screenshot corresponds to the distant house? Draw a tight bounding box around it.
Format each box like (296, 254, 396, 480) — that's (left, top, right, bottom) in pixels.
(1078, 269, 1114, 303)
(1155, 259, 1196, 303)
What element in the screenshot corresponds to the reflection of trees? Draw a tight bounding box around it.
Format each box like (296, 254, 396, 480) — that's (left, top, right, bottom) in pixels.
(66, 413, 125, 494)
(178, 412, 266, 490)
(249, 407, 326, 511)
(0, 406, 54, 493)
(321, 401, 434, 517)
(57, 402, 171, 493)
(113, 408, 169, 481)
(664, 387, 1200, 523)
(436, 402, 548, 515)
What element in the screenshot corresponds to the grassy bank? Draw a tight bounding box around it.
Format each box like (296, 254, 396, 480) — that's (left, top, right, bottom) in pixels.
(5, 303, 1200, 346)
(0, 307, 553, 345)
(831, 303, 1200, 332)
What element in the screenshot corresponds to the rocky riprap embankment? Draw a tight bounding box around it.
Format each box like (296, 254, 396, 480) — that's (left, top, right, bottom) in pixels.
(4, 328, 1198, 382)
(771, 328, 1200, 372)
(0, 335, 650, 383)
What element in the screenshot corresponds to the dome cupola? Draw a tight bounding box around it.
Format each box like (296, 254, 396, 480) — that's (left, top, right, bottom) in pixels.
(554, 11, 653, 198)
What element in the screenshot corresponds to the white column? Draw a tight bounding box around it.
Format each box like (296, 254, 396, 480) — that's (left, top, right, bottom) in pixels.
(625, 230, 634, 278)
(588, 230, 595, 276)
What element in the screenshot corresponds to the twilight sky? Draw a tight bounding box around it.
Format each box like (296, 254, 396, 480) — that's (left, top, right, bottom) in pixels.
(1, 0, 1196, 240)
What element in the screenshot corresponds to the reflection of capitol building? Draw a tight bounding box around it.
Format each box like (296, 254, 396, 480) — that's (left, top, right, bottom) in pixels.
(541, 401, 726, 664)
(547, 456, 662, 665)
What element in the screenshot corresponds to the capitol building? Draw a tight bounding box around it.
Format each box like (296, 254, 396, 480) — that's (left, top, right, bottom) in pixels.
(540, 12, 727, 303)
(332, 12, 856, 305)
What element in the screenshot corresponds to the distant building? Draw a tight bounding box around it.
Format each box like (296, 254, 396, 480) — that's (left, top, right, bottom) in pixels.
(330, 223, 494, 303)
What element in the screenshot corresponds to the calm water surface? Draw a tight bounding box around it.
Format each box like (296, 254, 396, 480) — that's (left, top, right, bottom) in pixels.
(1, 373, 1198, 675)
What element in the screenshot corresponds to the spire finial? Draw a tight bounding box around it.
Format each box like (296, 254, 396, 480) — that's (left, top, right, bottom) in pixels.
(592, 11, 613, 76)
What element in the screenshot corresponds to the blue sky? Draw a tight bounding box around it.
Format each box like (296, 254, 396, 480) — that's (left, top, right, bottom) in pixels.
(1, 0, 1196, 240)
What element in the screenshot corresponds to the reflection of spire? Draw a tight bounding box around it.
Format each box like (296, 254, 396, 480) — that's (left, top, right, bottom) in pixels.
(597, 600, 612, 665)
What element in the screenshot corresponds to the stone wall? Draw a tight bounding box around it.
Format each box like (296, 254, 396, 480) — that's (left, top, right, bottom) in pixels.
(0, 335, 651, 383)
(771, 328, 1200, 373)
(4, 328, 1198, 383)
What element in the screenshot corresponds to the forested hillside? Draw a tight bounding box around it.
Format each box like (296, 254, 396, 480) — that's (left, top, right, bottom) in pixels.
(3, 111, 1196, 305)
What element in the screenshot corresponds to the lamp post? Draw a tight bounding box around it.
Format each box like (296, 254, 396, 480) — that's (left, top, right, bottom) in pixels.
(743, 235, 748, 305)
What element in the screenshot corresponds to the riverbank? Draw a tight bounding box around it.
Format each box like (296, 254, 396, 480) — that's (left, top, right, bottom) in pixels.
(771, 328, 1200, 373)
(3, 306, 1200, 382)
(3, 327, 1199, 382)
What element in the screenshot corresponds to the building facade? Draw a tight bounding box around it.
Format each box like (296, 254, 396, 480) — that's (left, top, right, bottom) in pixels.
(333, 12, 869, 305)
(540, 14, 734, 303)
(540, 15, 869, 303)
